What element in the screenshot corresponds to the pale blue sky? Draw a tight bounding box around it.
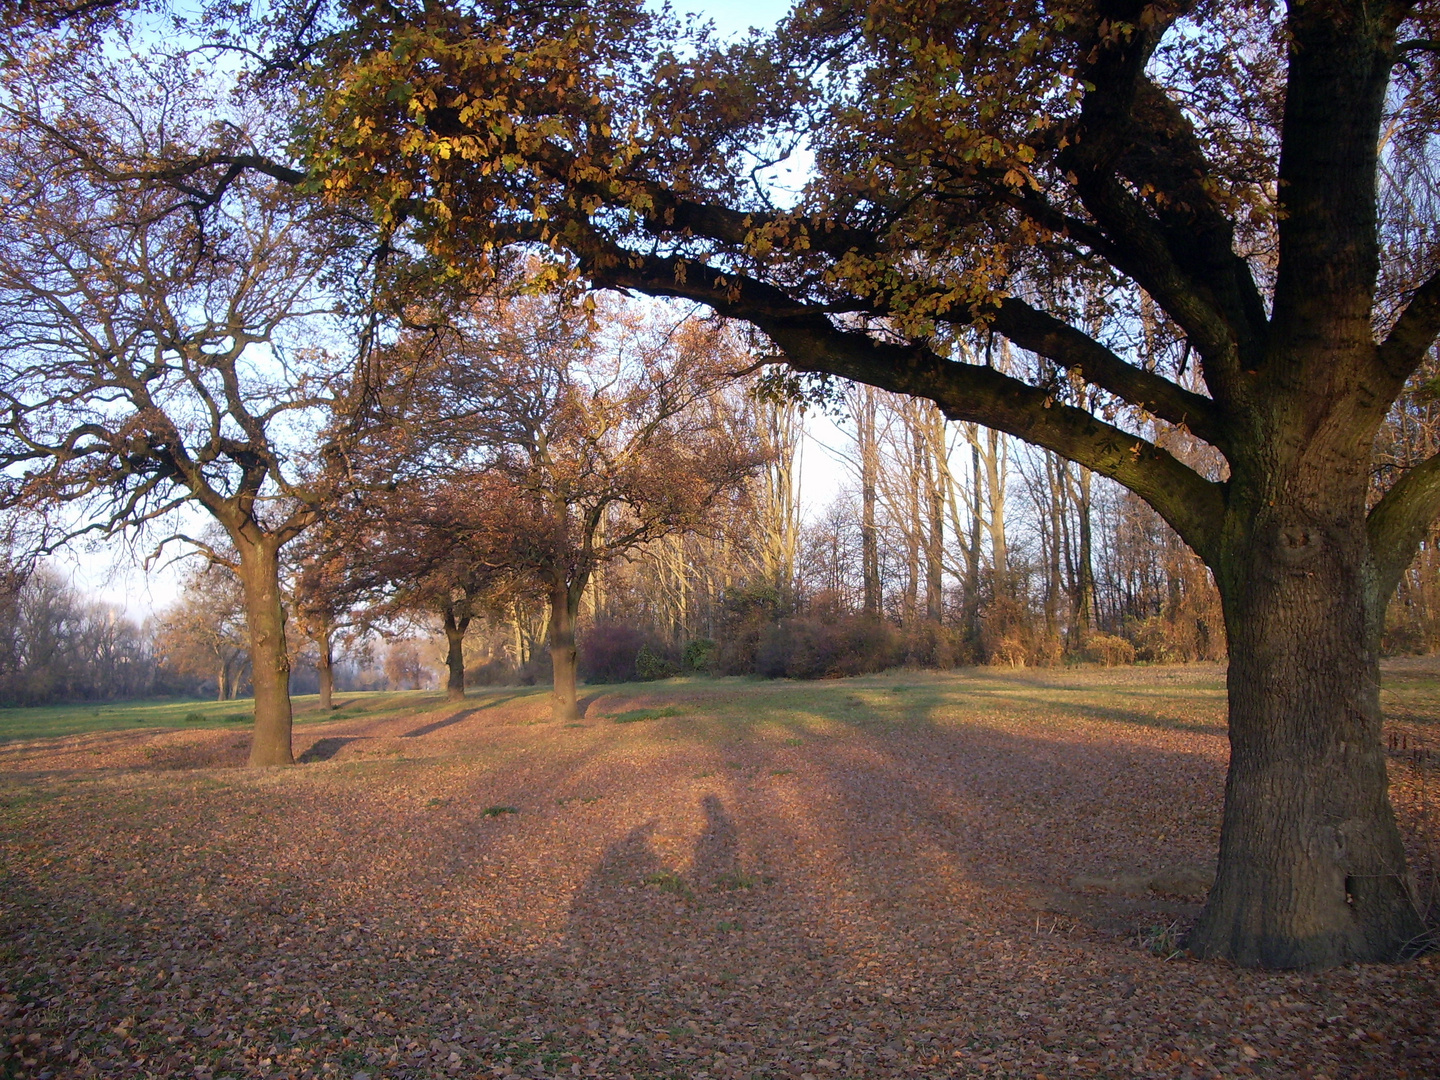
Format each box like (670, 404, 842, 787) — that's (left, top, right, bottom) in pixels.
(665, 0, 794, 40)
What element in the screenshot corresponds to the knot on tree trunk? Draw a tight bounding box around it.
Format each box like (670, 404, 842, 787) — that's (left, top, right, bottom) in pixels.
(1274, 524, 1322, 565)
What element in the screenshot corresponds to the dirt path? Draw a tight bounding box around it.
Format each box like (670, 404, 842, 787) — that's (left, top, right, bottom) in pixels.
(1, 670, 1436, 1078)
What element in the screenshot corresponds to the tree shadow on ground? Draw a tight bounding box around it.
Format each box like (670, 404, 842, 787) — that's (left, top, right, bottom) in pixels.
(297, 735, 372, 762)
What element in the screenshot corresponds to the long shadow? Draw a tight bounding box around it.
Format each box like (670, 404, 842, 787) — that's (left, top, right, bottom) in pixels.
(978, 688, 1228, 736)
(691, 792, 739, 884)
(403, 708, 480, 739)
(297, 735, 371, 762)
(401, 692, 536, 738)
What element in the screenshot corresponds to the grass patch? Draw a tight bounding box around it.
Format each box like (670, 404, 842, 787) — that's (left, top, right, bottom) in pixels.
(0, 688, 511, 741)
(482, 805, 519, 818)
(608, 707, 683, 724)
(642, 870, 693, 898)
(1136, 920, 1187, 960)
(714, 869, 768, 890)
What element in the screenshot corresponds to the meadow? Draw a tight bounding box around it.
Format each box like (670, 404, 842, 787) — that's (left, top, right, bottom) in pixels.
(0, 664, 1436, 1079)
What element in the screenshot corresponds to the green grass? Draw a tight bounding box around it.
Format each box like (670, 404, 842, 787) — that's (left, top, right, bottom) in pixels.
(608, 706, 684, 723)
(642, 869, 693, 898)
(0, 689, 460, 741)
(3, 660, 1433, 747)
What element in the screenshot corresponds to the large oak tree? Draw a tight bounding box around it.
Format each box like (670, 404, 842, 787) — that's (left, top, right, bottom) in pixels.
(293, 0, 1440, 966)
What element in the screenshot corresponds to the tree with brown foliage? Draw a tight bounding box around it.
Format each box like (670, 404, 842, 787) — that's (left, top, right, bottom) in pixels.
(367, 294, 762, 721)
(155, 563, 251, 701)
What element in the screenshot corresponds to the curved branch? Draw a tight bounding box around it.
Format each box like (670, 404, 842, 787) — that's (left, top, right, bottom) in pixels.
(585, 247, 1226, 564)
(1377, 266, 1440, 382)
(980, 298, 1226, 450)
(1368, 450, 1440, 602)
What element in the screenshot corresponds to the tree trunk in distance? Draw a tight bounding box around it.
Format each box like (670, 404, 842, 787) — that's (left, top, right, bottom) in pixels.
(925, 407, 946, 624)
(316, 624, 334, 712)
(858, 386, 881, 616)
(984, 426, 1008, 598)
(1186, 484, 1424, 965)
(964, 437, 984, 650)
(548, 581, 580, 723)
(216, 661, 228, 702)
(236, 539, 294, 766)
(442, 604, 468, 702)
(1076, 465, 1096, 638)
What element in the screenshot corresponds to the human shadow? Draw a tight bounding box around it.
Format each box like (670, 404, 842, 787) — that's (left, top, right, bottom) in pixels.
(11, 701, 1430, 1080)
(691, 792, 740, 885)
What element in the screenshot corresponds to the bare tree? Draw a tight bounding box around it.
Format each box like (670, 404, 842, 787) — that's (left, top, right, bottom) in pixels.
(0, 57, 363, 764)
(155, 563, 251, 701)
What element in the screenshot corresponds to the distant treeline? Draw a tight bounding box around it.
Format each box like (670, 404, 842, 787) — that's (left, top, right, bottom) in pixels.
(0, 566, 175, 706)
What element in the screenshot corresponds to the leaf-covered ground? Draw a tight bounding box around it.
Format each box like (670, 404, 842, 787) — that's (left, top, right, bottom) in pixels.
(1, 665, 1437, 1080)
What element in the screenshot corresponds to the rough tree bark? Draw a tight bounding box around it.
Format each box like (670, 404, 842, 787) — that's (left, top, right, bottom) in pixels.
(547, 578, 581, 723)
(235, 538, 294, 767)
(441, 602, 470, 702)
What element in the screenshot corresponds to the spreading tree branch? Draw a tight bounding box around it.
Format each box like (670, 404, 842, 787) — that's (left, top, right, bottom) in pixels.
(583, 245, 1226, 564)
(1378, 266, 1440, 382)
(1368, 450, 1440, 602)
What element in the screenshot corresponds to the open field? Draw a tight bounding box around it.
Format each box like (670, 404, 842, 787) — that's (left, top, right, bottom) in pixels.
(1, 665, 1437, 1079)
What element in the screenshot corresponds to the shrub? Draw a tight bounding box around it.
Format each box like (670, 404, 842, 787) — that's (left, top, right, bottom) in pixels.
(578, 621, 650, 683)
(1125, 608, 1225, 663)
(979, 596, 1030, 667)
(755, 613, 903, 679)
(1081, 632, 1136, 666)
(635, 643, 680, 681)
(681, 638, 716, 672)
(467, 657, 546, 686)
(712, 583, 789, 675)
(900, 619, 966, 669)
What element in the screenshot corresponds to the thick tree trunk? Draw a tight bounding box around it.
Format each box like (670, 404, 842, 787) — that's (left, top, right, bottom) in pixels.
(442, 604, 468, 702)
(236, 540, 294, 766)
(1187, 489, 1424, 966)
(547, 582, 580, 723)
(316, 625, 334, 712)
